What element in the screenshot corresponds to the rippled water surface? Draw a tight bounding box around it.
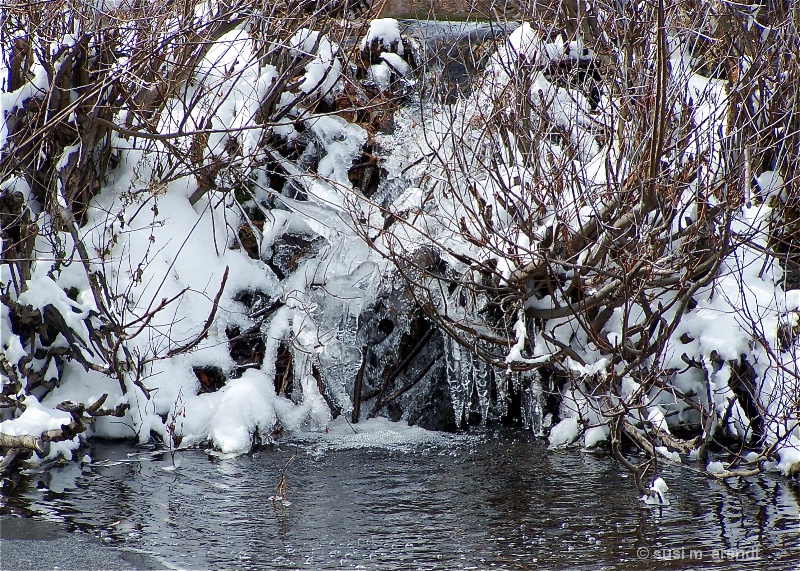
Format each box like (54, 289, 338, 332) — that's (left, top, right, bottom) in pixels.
(3, 426, 799, 570)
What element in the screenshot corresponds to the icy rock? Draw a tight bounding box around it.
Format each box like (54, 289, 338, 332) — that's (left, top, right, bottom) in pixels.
(356, 289, 455, 431)
(267, 234, 327, 280)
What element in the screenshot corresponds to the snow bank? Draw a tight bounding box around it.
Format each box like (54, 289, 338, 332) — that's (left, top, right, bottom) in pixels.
(3, 11, 799, 494)
(371, 17, 800, 488)
(1, 19, 380, 460)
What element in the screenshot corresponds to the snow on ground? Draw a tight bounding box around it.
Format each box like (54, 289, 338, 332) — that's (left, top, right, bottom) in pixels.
(372, 22, 800, 478)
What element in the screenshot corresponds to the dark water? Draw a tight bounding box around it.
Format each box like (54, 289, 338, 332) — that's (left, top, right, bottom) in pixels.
(2, 429, 799, 570)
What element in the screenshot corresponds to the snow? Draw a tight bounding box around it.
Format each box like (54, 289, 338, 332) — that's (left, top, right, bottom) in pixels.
(0, 396, 81, 462)
(647, 407, 670, 435)
(368, 63, 393, 92)
(306, 115, 367, 192)
(289, 29, 341, 98)
(643, 477, 670, 506)
(0, 396, 72, 437)
(380, 52, 410, 76)
(0, 20, 378, 457)
(361, 19, 403, 56)
(0, 61, 49, 150)
(506, 311, 536, 364)
(583, 425, 609, 448)
(180, 369, 279, 454)
(1, 310, 27, 369)
(505, 23, 548, 67)
(548, 416, 580, 449)
(367, 17, 800, 483)
(655, 446, 681, 463)
(776, 437, 800, 475)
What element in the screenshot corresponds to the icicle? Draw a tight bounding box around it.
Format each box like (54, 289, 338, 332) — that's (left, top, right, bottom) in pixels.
(495, 372, 509, 419)
(520, 370, 545, 436)
(473, 348, 491, 426)
(316, 298, 361, 416)
(445, 336, 469, 428)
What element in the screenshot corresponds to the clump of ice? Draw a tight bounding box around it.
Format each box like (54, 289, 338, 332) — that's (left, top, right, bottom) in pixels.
(583, 425, 609, 448)
(655, 446, 681, 463)
(368, 63, 393, 91)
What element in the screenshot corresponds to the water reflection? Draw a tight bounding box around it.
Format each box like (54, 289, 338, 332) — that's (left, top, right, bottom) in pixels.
(2, 433, 799, 570)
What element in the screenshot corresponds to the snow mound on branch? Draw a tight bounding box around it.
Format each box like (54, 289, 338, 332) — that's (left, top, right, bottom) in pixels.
(0, 395, 71, 437)
(361, 18, 404, 55)
(504, 23, 548, 67)
(289, 29, 342, 98)
(380, 52, 410, 76)
(0, 396, 80, 462)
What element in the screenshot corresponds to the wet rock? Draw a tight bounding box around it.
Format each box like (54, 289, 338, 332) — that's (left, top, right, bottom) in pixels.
(401, 21, 509, 103)
(354, 283, 458, 431)
(267, 233, 327, 280)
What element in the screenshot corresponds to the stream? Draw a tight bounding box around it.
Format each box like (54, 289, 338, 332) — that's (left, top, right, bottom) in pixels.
(2, 423, 799, 570)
